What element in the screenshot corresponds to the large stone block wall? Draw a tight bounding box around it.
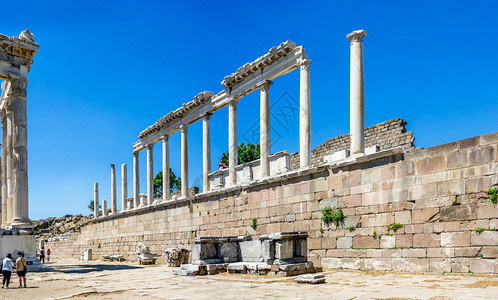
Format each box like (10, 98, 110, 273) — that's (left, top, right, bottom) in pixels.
(290, 118, 415, 170)
(47, 131, 498, 274)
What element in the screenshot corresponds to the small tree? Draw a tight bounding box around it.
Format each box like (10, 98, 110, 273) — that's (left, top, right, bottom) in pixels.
(221, 143, 260, 167)
(88, 200, 101, 212)
(154, 167, 181, 197)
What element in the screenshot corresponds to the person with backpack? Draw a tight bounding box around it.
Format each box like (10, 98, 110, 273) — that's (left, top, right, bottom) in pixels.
(39, 247, 45, 264)
(15, 251, 27, 288)
(2, 253, 14, 288)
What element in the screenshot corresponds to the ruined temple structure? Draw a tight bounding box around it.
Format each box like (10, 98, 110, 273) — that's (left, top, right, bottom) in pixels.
(51, 30, 497, 274)
(0, 30, 39, 260)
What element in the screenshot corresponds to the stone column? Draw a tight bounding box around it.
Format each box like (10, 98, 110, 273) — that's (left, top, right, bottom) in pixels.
(347, 29, 367, 154)
(299, 59, 312, 168)
(259, 81, 272, 177)
(228, 99, 239, 186)
(9, 79, 31, 228)
(110, 164, 117, 213)
(202, 114, 211, 192)
(94, 182, 99, 218)
(162, 136, 170, 201)
(133, 151, 140, 208)
(146, 144, 154, 205)
(1, 111, 6, 228)
(181, 125, 188, 197)
(5, 110, 13, 227)
(102, 200, 107, 217)
(121, 163, 127, 211)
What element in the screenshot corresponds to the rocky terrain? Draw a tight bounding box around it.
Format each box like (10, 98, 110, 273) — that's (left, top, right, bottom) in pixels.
(33, 214, 93, 239)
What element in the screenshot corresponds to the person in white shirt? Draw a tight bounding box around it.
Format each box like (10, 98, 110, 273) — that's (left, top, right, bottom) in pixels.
(2, 253, 14, 288)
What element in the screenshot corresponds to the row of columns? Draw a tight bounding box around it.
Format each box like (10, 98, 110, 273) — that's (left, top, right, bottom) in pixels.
(0, 79, 31, 229)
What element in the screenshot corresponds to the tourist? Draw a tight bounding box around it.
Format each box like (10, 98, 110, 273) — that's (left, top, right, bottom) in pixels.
(15, 251, 27, 288)
(2, 253, 14, 289)
(39, 247, 45, 264)
(47, 248, 51, 263)
(218, 157, 227, 170)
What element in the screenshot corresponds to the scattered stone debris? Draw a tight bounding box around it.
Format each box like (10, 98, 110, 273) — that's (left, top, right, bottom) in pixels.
(164, 248, 190, 267)
(80, 249, 92, 261)
(34, 214, 92, 238)
(296, 273, 326, 284)
(136, 243, 159, 265)
(102, 254, 125, 262)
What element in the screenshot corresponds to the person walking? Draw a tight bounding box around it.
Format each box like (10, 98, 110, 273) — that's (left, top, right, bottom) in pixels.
(47, 248, 51, 263)
(2, 253, 14, 288)
(15, 251, 27, 288)
(39, 247, 45, 264)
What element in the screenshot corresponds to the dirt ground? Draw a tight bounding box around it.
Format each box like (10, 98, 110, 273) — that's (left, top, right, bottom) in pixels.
(0, 259, 497, 299)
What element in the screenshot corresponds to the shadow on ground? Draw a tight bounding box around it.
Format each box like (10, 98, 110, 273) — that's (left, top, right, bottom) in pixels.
(41, 263, 142, 274)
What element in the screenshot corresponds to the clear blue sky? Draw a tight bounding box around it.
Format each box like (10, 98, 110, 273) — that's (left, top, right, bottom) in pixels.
(2, 1, 497, 220)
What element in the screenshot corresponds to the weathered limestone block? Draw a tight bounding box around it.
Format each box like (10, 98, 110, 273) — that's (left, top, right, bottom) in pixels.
(380, 235, 395, 248)
(469, 258, 495, 274)
(219, 242, 238, 263)
(83, 249, 92, 261)
(337, 237, 353, 249)
(441, 232, 471, 247)
(240, 240, 263, 262)
(440, 205, 474, 222)
(164, 248, 190, 267)
(471, 231, 498, 246)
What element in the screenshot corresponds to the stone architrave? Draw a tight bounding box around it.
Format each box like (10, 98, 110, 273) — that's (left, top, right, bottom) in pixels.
(181, 125, 188, 197)
(299, 59, 312, 168)
(121, 163, 127, 211)
(347, 29, 367, 154)
(110, 164, 117, 213)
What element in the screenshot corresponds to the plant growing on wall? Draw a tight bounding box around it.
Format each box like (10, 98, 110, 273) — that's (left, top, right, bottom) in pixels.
(486, 187, 498, 204)
(387, 223, 403, 233)
(322, 207, 347, 227)
(251, 218, 257, 230)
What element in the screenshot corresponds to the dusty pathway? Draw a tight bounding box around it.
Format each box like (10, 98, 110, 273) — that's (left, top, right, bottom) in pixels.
(0, 259, 496, 299)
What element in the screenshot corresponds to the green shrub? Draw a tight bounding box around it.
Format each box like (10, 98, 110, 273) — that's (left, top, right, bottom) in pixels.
(322, 207, 347, 227)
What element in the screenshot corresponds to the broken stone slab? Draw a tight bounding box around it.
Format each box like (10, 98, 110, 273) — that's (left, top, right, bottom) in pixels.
(164, 248, 190, 267)
(279, 263, 307, 271)
(227, 262, 247, 272)
(173, 269, 198, 276)
(296, 273, 326, 284)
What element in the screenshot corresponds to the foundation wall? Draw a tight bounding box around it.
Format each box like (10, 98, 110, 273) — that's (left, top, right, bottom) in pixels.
(47, 131, 498, 274)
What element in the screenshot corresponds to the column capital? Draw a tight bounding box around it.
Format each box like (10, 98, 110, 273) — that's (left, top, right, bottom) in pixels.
(299, 59, 312, 71)
(8, 79, 28, 98)
(228, 97, 240, 106)
(347, 29, 367, 43)
(256, 80, 273, 92)
(163, 134, 169, 141)
(180, 124, 188, 131)
(202, 112, 213, 120)
(146, 143, 154, 150)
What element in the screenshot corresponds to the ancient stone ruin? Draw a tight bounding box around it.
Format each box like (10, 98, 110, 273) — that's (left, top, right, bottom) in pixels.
(0, 30, 39, 264)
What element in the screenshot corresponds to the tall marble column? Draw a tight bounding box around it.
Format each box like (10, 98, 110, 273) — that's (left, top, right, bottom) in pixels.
(228, 99, 239, 186)
(162, 136, 170, 201)
(1, 111, 7, 228)
(133, 151, 140, 208)
(121, 163, 127, 211)
(299, 59, 312, 168)
(110, 164, 117, 213)
(347, 29, 367, 154)
(5, 110, 13, 227)
(202, 114, 211, 192)
(102, 200, 107, 217)
(146, 144, 154, 205)
(94, 182, 99, 218)
(181, 125, 188, 197)
(9, 79, 31, 228)
(259, 81, 272, 177)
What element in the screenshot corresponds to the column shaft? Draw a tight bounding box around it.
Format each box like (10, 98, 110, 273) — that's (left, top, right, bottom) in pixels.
(259, 81, 272, 177)
(121, 164, 127, 211)
(146, 145, 154, 205)
(9, 80, 31, 228)
(133, 152, 140, 208)
(162, 136, 170, 201)
(111, 164, 117, 213)
(299, 60, 312, 168)
(347, 29, 367, 154)
(5, 111, 12, 227)
(228, 100, 238, 186)
(202, 114, 211, 192)
(102, 200, 107, 216)
(181, 126, 188, 196)
(94, 182, 99, 218)
(1, 112, 6, 228)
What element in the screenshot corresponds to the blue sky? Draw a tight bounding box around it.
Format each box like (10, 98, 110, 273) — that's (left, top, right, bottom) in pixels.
(1, 0, 497, 219)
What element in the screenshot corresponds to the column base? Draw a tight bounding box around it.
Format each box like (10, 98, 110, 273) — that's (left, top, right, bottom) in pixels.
(10, 218, 33, 229)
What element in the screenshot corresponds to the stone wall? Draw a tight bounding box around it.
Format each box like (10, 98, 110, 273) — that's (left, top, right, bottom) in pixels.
(46, 130, 498, 274)
(290, 118, 415, 170)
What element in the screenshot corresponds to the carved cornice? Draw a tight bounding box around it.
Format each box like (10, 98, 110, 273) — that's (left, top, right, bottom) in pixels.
(347, 30, 368, 43)
(0, 30, 39, 68)
(256, 80, 273, 92)
(138, 91, 214, 139)
(221, 40, 298, 88)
